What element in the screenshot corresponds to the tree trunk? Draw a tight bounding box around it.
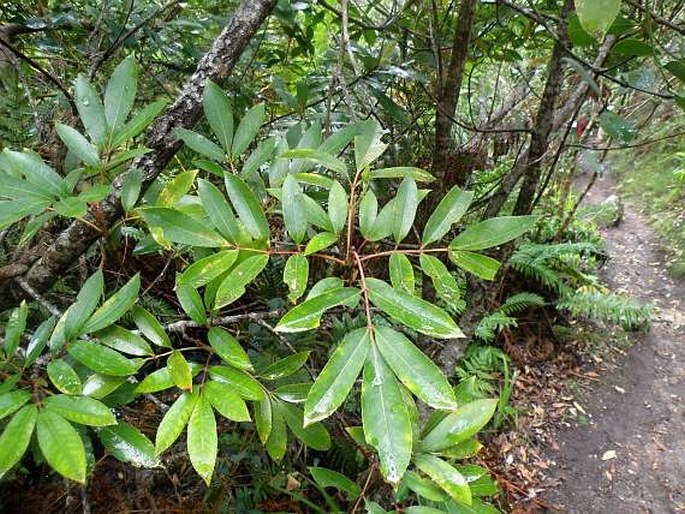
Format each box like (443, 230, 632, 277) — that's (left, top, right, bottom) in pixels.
(0, 0, 277, 313)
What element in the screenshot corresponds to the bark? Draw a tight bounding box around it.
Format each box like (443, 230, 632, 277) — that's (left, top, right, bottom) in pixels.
(0, 0, 277, 313)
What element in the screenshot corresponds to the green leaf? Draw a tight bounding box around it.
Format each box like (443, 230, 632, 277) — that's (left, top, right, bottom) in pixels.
(265, 401, 287, 461)
(309, 466, 360, 500)
(420, 254, 464, 305)
(25, 317, 56, 366)
(176, 284, 207, 325)
(243, 137, 277, 178)
(83, 274, 140, 334)
(298, 193, 335, 232)
(284, 254, 309, 303)
(421, 399, 498, 452)
(279, 402, 331, 451)
(36, 409, 86, 483)
(155, 392, 198, 454)
(131, 305, 171, 347)
(282, 175, 308, 243)
(3, 302, 28, 357)
(121, 168, 142, 212)
(328, 181, 348, 235)
(274, 383, 311, 404)
(254, 398, 272, 443)
(354, 120, 388, 172)
(304, 328, 370, 426)
(451, 216, 538, 251)
(135, 367, 174, 394)
(232, 104, 265, 157)
(168, 351, 193, 392)
(179, 250, 238, 288)
(197, 178, 241, 243)
(224, 174, 269, 241)
(139, 207, 226, 247)
(413, 454, 472, 505)
(365, 501, 389, 514)
(203, 380, 250, 421)
(280, 149, 348, 176)
(0, 390, 31, 421)
(599, 111, 637, 144)
(402, 470, 448, 502)
(449, 251, 501, 281)
(75, 75, 108, 148)
(374, 326, 457, 410)
(423, 187, 474, 245)
(207, 327, 252, 371)
(665, 61, 685, 83)
(44, 394, 116, 426)
(275, 287, 360, 333)
(68, 340, 141, 376)
(366, 278, 464, 339)
(104, 56, 137, 134)
(209, 366, 266, 400)
(0, 404, 36, 478)
(157, 170, 197, 207)
(175, 128, 225, 161)
(362, 344, 412, 485)
(304, 232, 338, 256)
(612, 38, 654, 57)
(111, 99, 167, 148)
(96, 324, 154, 356)
(389, 253, 415, 295)
(575, 0, 621, 35)
(203, 81, 233, 153)
(56, 124, 101, 167)
(65, 269, 104, 339)
(99, 422, 160, 468)
(188, 394, 217, 485)
(371, 167, 435, 182)
(82, 374, 126, 399)
(2, 149, 66, 197)
(259, 352, 310, 381)
(47, 359, 83, 395)
(214, 254, 269, 309)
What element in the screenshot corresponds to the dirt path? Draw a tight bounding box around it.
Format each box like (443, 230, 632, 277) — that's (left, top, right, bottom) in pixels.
(542, 175, 685, 513)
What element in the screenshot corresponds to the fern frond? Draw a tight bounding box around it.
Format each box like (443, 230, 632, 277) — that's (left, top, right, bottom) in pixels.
(558, 290, 652, 330)
(499, 292, 546, 316)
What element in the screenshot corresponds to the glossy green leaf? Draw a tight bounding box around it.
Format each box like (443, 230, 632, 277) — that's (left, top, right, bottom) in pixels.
(309, 466, 360, 500)
(282, 175, 308, 243)
(104, 55, 137, 134)
(371, 167, 434, 182)
(456, 464, 499, 497)
(203, 380, 250, 421)
(275, 287, 360, 333)
(135, 367, 175, 394)
(75, 75, 107, 147)
(224, 174, 269, 241)
(178, 250, 239, 289)
(155, 392, 198, 454)
(3, 301, 28, 357)
(175, 128, 225, 161)
(168, 351, 193, 391)
(389, 253, 415, 295)
(65, 270, 104, 339)
(304, 232, 337, 256)
(576, 0, 621, 34)
(328, 180, 348, 234)
(243, 137, 277, 178)
(207, 327, 252, 371)
(0, 390, 31, 421)
(413, 454, 472, 505)
(96, 324, 154, 356)
(0, 404, 36, 478)
(280, 402, 331, 450)
(265, 401, 287, 461)
(354, 120, 387, 172)
(139, 207, 226, 247)
(298, 193, 335, 232)
(99, 422, 160, 468)
(254, 398, 272, 443)
(36, 409, 86, 483)
(421, 399, 498, 452)
(44, 394, 116, 426)
(82, 374, 126, 399)
(423, 187, 474, 245)
(284, 254, 309, 303)
(599, 111, 637, 144)
(449, 251, 501, 281)
(392, 177, 418, 243)
(365, 501, 389, 514)
(367, 198, 395, 241)
(374, 325, 457, 410)
(56, 124, 101, 167)
(2, 149, 65, 197)
(402, 470, 448, 501)
(280, 149, 348, 176)
(68, 340, 141, 376)
(214, 254, 269, 308)
(420, 254, 464, 305)
(366, 278, 464, 339)
(131, 305, 171, 347)
(304, 328, 369, 426)
(197, 178, 241, 243)
(188, 394, 217, 485)
(176, 284, 207, 325)
(451, 216, 538, 251)
(203, 81, 233, 153)
(260, 351, 310, 380)
(83, 274, 139, 334)
(121, 168, 142, 212)
(47, 359, 83, 395)
(111, 99, 167, 148)
(209, 366, 266, 400)
(274, 383, 311, 404)
(156, 170, 196, 207)
(232, 104, 265, 157)
(612, 38, 654, 57)
(362, 344, 411, 485)
(25, 317, 55, 366)
(358, 190, 378, 237)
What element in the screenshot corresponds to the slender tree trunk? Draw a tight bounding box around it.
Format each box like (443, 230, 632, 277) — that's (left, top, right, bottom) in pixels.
(0, 0, 277, 313)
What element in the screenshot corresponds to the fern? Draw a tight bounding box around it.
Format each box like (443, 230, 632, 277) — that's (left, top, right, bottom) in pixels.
(475, 292, 544, 343)
(456, 345, 510, 396)
(499, 292, 546, 316)
(558, 290, 652, 330)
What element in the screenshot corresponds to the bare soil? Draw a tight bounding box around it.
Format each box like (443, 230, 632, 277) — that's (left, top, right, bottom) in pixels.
(542, 175, 685, 513)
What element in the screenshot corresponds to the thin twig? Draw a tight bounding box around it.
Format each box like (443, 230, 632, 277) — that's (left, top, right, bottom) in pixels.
(15, 277, 62, 316)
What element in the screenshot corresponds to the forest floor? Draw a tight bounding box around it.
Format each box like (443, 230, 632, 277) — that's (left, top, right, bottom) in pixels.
(538, 174, 685, 513)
